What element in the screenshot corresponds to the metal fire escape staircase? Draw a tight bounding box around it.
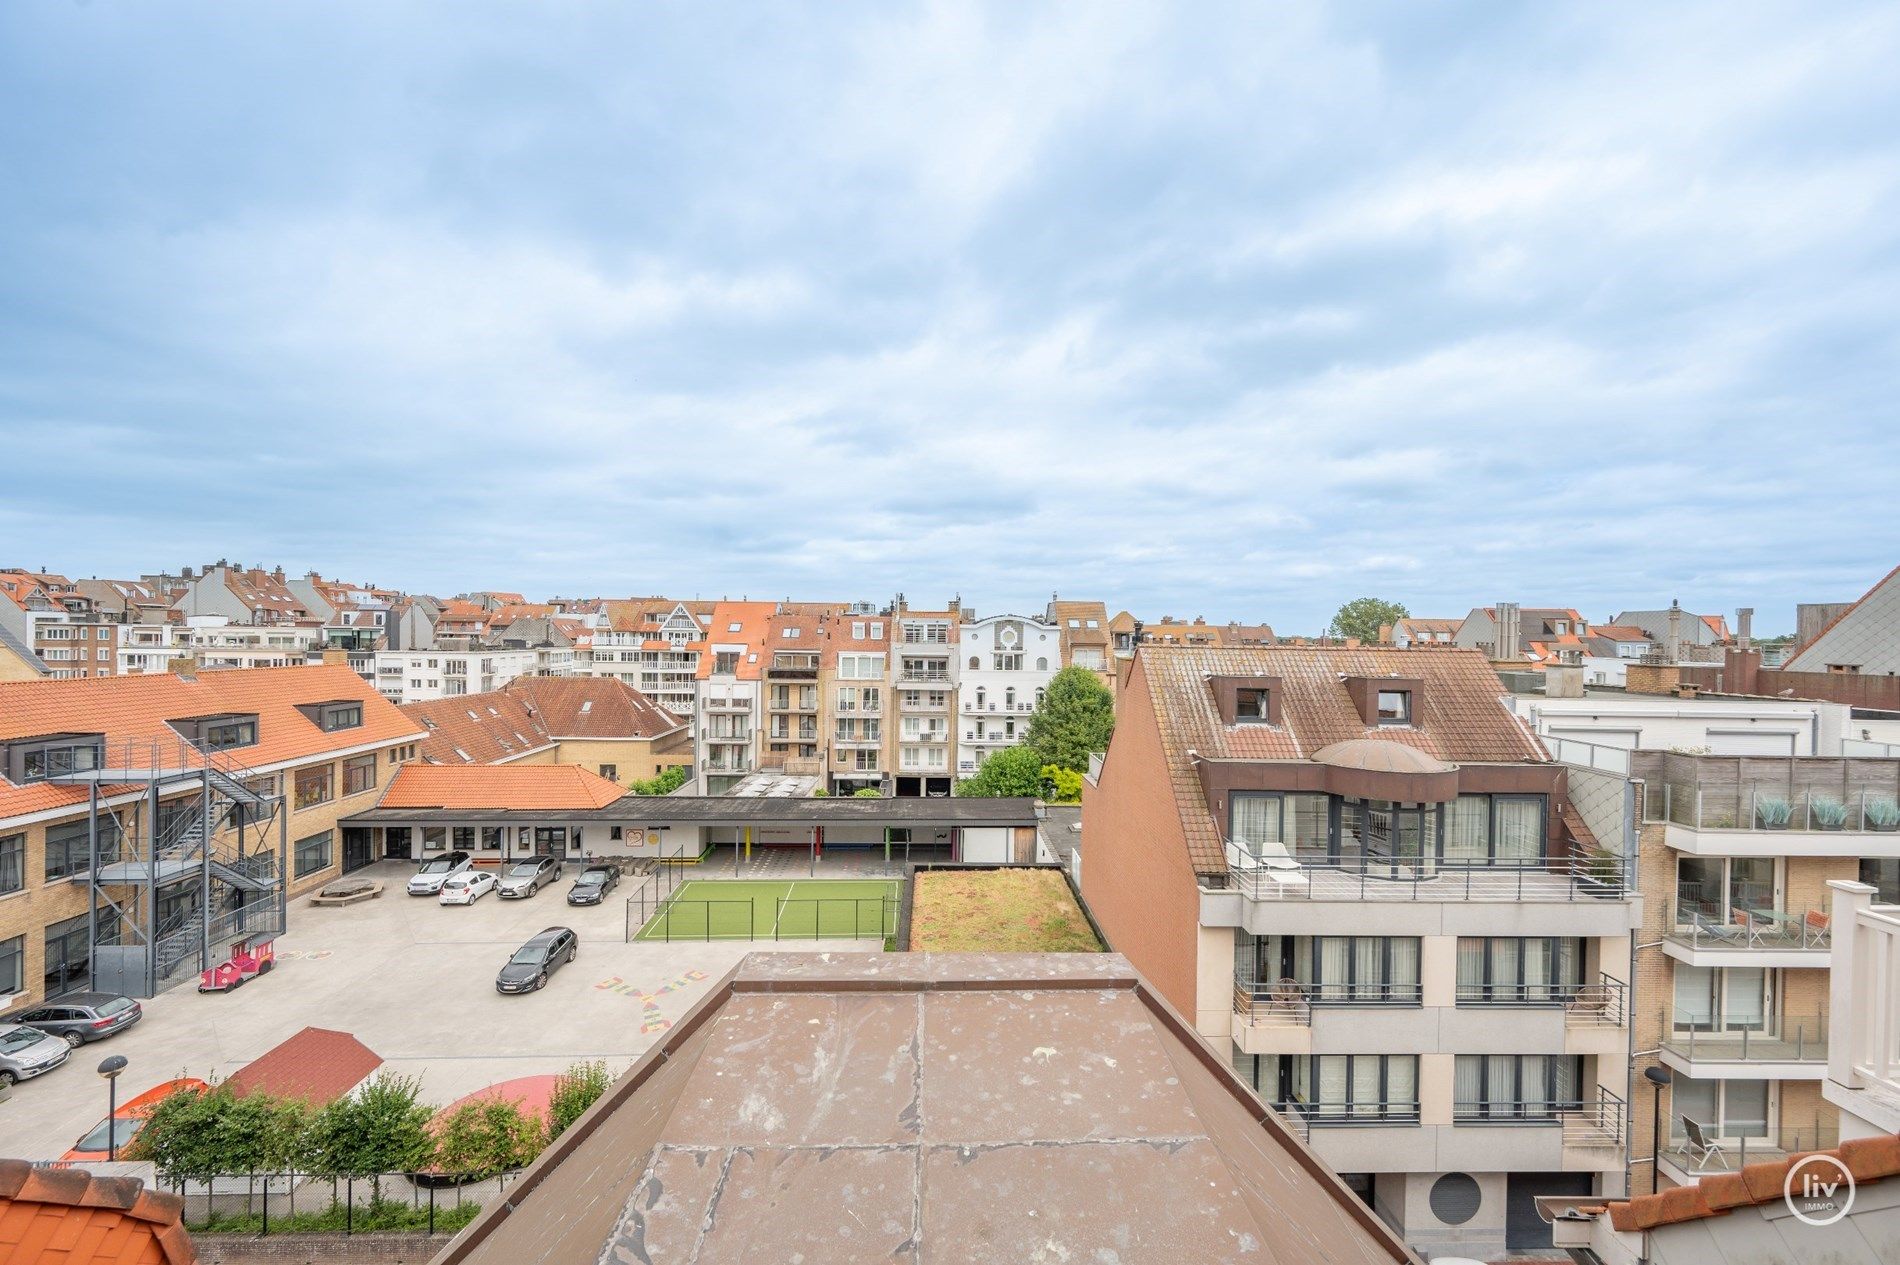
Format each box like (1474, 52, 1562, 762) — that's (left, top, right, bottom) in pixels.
(54, 736, 289, 997)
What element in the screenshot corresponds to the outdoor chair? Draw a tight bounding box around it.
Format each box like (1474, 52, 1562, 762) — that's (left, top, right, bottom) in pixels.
(1564, 984, 1610, 1022)
(1804, 910, 1832, 947)
(1267, 977, 1311, 1022)
(1677, 1116, 1729, 1172)
(1690, 911, 1749, 946)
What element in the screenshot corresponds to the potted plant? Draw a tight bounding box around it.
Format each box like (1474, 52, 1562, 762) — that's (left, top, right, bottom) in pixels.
(1866, 796, 1900, 833)
(1810, 795, 1848, 831)
(1576, 846, 1624, 897)
(1755, 796, 1793, 831)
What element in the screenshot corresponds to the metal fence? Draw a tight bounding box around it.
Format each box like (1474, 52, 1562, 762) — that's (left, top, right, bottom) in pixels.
(624, 888, 897, 942)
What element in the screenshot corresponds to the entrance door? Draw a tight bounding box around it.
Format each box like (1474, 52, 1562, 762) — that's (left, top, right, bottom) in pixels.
(1505, 1173, 1591, 1251)
(383, 827, 412, 860)
(534, 826, 568, 859)
(341, 828, 375, 873)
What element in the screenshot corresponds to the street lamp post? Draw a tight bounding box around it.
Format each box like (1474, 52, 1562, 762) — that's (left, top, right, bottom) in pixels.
(97, 1055, 128, 1161)
(1643, 1064, 1673, 1195)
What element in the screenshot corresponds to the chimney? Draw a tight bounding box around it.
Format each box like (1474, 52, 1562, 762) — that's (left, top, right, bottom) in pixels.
(167, 655, 197, 680)
(1736, 607, 1753, 650)
(1544, 663, 1585, 699)
(1665, 599, 1682, 664)
(1495, 602, 1521, 660)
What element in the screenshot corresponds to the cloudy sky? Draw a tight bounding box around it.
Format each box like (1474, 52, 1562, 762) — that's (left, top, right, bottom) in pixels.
(2, 2, 1896, 632)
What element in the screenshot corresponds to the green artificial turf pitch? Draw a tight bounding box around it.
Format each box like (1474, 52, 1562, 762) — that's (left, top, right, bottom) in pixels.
(634, 878, 899, 941)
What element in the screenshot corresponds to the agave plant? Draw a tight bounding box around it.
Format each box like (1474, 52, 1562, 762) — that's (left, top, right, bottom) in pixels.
(1755, 796, 1793, 830)
(1810, 795, 1849, 830)
(1867, 797, 1900, 831)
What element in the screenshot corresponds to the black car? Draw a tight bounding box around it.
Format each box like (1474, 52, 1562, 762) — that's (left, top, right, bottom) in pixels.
(15, 995, 142, 1048)
(566, 865, 620, 906)
(495, 927, 578, 994)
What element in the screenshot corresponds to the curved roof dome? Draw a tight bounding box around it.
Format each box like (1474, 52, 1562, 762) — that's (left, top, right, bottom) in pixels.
(1310, 738, 1456, 775)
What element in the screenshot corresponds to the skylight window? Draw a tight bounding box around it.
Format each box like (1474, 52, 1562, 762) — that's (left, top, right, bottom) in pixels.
(580, 701, 593, 713)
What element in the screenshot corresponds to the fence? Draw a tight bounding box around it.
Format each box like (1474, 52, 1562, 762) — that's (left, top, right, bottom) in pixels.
(624, 886, 897, 942)
(148, 1170, 521, 1237)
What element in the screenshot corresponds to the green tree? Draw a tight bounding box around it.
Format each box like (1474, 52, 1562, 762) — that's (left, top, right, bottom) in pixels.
(1328, 597, 1409, 643)
(304, 1072, 435, 1197)
(1040, 765, 1083, 804)
(546, 1060, 613, 1143)
(851, 787, 882, 798)
(628, 765, 689, 796)
(956, 745, 1046, 797)
(433, 1098, 541, 1178)
(1024, 667, 1115, 773)
(125, 1080, 225, 1185)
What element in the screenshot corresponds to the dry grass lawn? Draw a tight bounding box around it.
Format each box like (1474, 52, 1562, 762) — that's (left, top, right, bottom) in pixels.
(909, 868, 1102, 952)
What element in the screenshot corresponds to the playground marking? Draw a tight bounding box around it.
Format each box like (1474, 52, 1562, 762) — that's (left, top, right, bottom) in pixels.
(593, 969, 712, 1034)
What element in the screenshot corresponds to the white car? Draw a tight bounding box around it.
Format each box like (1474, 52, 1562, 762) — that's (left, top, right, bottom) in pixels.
(407, 851, 473, 896)
(438, 871, 498, 906)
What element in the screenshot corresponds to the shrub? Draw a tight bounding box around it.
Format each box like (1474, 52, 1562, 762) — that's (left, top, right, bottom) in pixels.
(546, 1060, 612, 1143)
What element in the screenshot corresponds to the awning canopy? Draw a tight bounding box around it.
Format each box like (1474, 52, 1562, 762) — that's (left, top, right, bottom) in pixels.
(341, 795, 1043, 830)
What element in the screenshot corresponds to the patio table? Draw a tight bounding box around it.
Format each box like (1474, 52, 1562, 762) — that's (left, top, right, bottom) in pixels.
(1740, 907, 1805, 947)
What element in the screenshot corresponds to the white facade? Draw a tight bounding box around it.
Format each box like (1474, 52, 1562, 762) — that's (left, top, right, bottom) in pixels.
(1510, 693, 1851, 757)
(954, 614, 1059, 776)
(892, 614, 957, 793)
(372, 647, 540, 703)
(118, 616, 320, 674)
(697, 673, 760, 793)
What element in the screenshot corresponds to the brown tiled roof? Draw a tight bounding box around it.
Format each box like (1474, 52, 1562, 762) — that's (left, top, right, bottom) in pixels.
(0, 665, 427, 824)
(1136, 645, 1548, 874)
(379, 763, 628, 810)
(0, 1158, 196, 1264)
(404, 690, 556, 764)
(433, 953, 1418, 1265)
(697, 601, 777, 680)
(819, 613, 891, 661)
(1605, 1133, 1900, 1231)
(510, 677, 682, 739)
(225, 1026, 381, 1107)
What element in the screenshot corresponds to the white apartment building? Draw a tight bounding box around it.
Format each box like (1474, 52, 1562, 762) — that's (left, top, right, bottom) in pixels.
(694, 602, 772, 794)
(954, 613, 1059, 777)
(892, 610, 958, 797)
(118, 616, 320, 674)
(371, 647, 540, 703)
(589, 603, 703, 720)
(1824, 879, 1900, 1141)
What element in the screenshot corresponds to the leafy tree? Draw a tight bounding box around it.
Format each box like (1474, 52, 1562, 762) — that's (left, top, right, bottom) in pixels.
(433, 1099, 541, 1178)
(1024, 667, 1115, 773)
(628, 765, 689, 796)
(956, 745, 1046, 797)
(1328, 597, 1409, 643)
(851, 787, 882, 798)
(126, 1080, 225, 1184)
(546, 1060, 613, 1143)
(304, 1072, 435, 1197)
(1040, 765, 1083, 804)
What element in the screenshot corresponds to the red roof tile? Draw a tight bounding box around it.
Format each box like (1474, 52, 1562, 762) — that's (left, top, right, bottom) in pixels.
(1606, 1133, 1900, 1230)
(0, 1159, 195, 1264)
(225, 1026, 382, 1107)
(379, 763, 628, 810)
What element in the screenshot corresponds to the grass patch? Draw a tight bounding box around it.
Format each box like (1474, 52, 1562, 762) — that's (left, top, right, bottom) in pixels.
(636, 878, 898, 941)
(193, 1198, 483, 1235)
(909, 869, 1102, 952)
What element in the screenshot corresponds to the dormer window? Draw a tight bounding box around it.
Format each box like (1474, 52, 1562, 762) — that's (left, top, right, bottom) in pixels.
(1236, 688, 1273, 722)
(203, 718, 258, 750)
(6, 735, 105, 784)
(1376, 690, 1413, 725)
(295, 700, 364, 732)
(1211, 676, 1282, 725)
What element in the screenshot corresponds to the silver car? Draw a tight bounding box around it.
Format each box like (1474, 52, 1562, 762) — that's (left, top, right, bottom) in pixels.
(0, 1022, 72, 1085)
(497, 855, 563, 899)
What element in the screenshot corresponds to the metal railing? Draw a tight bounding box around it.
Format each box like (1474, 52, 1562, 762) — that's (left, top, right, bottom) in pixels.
(1235, 978, 1422, 1016)
(1543, 736, 1633, 775)
(1666, 1117, 1840, 1173)
(1664, 784, 1900, 834)
(1666, 905, 1831, 951)
(1454, 974, 1627, 1027)
(1454, 1097, 1587, 1124)
(1272, 1100, 1421, 1127)
(1562, 1086, 1625, 1148)
(1221, 842, 1626, 903)
(1663, 1009, 1828, 1063)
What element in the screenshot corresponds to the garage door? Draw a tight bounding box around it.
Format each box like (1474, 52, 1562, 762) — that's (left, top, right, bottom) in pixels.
(1705, 729, 1799, 756)
(1505, 1173, 1592, 1251)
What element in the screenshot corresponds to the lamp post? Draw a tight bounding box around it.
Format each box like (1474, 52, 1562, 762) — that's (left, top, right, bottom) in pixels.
(1643, 1063, 1673, 1194)
(97, 1055, 128, 1161)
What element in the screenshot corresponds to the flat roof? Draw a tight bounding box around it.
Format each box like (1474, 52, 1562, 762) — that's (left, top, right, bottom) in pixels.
(431, 952, 1417, 1265)
(342, 794, 1043, 828)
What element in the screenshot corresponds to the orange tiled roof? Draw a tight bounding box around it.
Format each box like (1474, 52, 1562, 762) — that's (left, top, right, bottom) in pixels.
(379, 763, 629, 810)
(0, 1158, 196, 1264)
(1606, 1133, 1900, 1231)
(1134, 645, 1547, 875)
(514, 677, 681, 739)
(0, 665, 426, 824)
(696, 601, 777, 680)
(226, 1026, 382, 1106)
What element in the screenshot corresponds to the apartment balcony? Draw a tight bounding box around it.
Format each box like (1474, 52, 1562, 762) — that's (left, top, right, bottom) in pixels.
(900, 697, 950, 711)
(1658, 1117, 1840, 1186)
(898, 672, 951, 685)
(1642, 753, 1900, 858)
(1659, 1011, 1828, 1080)
(702, 698, 750, 711)
(1661, 905, 1832, 968)
(960, 700, 1037, 716)
(900, 732, 949, 745)
(1231, 980, 1428, 1056)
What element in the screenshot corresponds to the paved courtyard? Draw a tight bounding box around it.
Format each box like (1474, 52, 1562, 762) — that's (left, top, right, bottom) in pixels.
(0, 860, 878, 1161)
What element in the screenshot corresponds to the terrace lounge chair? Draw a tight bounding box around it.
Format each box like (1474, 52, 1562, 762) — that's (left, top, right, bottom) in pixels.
(1804, 909, 1832, 948)
(1677, 1116, 1729, 1172)
(1690, 911, 1749, 946)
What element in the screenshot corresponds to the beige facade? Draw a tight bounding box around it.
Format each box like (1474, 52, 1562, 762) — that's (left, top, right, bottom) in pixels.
(552, 732, 693, 785)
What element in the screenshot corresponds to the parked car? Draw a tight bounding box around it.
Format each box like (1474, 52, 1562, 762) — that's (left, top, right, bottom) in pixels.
(495, 927, 578, 993)
(14, 994, 142, 1048)
(0, 1023, 72, 1085)
(566, 865, 620, 906)
(439, 871, 499, 906)
(496, 855, 562, 899)
(62, 1077, 208, 1163)
(406, 851, 473, 896)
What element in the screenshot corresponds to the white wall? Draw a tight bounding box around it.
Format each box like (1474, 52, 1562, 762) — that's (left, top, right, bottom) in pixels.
(955, 615, 1059, 775)
(1512, 694, 1849, 755)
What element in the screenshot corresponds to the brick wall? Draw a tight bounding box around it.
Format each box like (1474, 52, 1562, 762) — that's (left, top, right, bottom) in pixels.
(1078, 657, 1202, 1016)
(194, 1232, 455, 1265)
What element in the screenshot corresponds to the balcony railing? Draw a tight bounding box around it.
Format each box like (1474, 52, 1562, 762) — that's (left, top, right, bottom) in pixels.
(1663, 1009, 1828, 1064)
(1661, 784, 1900, 834)
(1664, 1117, 1839, 1176)
(1455, 974, 1628, 1027)
(1664, 906, 1831, 952)
(899, 672, 951, 684)
(1454, 1097, 1586, 1125)
(1220, 842, 1626, 904)
(1272, 1100, 1420, 1128)
(1233, 978, 1422, 1021)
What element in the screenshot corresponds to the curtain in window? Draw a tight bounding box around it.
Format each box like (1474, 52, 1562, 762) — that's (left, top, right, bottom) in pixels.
(1724, 968, 1768, 1031)
(1445, 796, 1489, 863)
(1523, 938, 1554, 1002)
(1388, 939, 1420, 997)
(1490, 938, 1521, 998)
(1553, 1056, 1581, 1108)
(1488, 1055, 1516, 1116)
(1292, 937, 1314, 988)
(1555, 938, 1580, 991)
(1290, 1055, 1313, 1105)
(1289, 794, 1331, 859)
(1351, 1057, 1382, 1118)
(1455, 1055, 1483, 1114)
(1520, 1055, 1550, 1115)
(1354, 938, 1384, 1000)
(1386, 1057, 1417, 1115)
(1673, 965, 1717, 1029)
(1318, 1056, 1347, 1112)
(1456, 939, 1484, 1000)
(1318, 939, 1351, 1001)
(1494, 798, 1542, 863)
(1232, 795, 1282, 859)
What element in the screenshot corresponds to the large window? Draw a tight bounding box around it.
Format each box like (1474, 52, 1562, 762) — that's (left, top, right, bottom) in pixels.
(294, 765, 334, 811)
(1288, 1055, 1420, 1122)
(294, 831, 333, 878)
(43, 817, 123, 882)
(1671, 1076, 1770, 1142)
(1676, 856, 1776, 925)
(1865, 859, 1900, 904)
(343, 754, 378, 797)
(203, 718, 257, 750)
(1455, 938, 1582, 1004)
(44, 913, 94, 998)
(1442, 795, 1546, 866)
(1239, 935, 1421, 1003)
(1230, 793, 1330, 861)
(0, 934, 22, 996)
(16, 740, 102, 783)
(1375, 690, 1412, 725)
(0, 834, 22, 896)
(318, 704, 363, 732)
(1454, 1055, 1583, 1121)
(1674, 965, 1770, 1033)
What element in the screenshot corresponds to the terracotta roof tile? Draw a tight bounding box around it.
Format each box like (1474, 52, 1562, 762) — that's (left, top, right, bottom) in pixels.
(378, 763, 629, 810)
(225, 1026, 382, 1106)
(1605, 1133, 1900, 1230)
(0, 665, 426, 825)
(0, 1158, 194, 1264)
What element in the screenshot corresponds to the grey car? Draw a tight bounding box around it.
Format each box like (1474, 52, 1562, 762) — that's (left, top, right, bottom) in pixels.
(14, 994, 142, 1048)
(495, 927, 578, 994)
(497, 855, 563, 899)
(0, 1022, 72, 1085)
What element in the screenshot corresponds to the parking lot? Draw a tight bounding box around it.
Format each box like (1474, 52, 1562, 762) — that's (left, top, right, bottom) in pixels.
(0, 860, 878, 1161)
